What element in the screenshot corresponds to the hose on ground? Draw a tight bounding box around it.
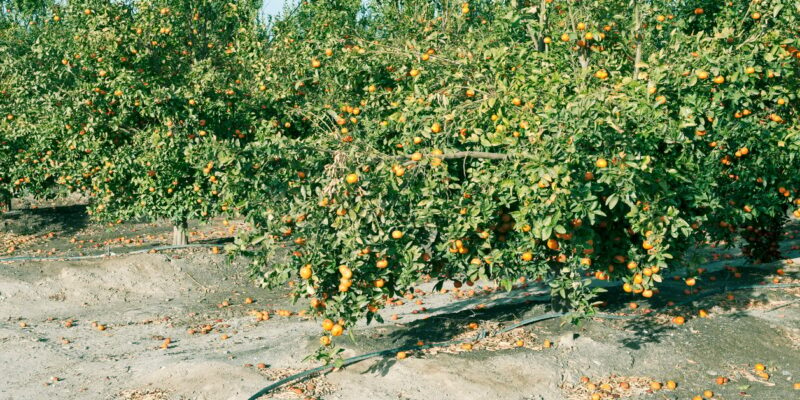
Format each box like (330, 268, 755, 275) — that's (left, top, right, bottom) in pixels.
(0, 244, 223, 263)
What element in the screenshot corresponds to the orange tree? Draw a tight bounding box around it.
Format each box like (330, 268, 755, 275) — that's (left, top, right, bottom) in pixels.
(29, 0, 265, 244)
(0, 1, 63, 211)
(0, 9, 16, 210)
(229, 0, 799, 361)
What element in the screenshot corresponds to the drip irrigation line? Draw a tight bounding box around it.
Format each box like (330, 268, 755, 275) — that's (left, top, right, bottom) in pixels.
(247, 315, 543, 400)
(248, 282, 800, 400)
(0, 244, 223, 263)
(673, 282, 800, 307)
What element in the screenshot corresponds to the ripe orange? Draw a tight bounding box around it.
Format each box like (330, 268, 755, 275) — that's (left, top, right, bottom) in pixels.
(521, 252, 533, 261)
(622, 283, 633, 293)
(696, 70, 709, 79)
(391, 230, 404, 239)
(703, 390, 713, 398)
(310, 59, 322, 68)
(345, 173, 359, 184)
(594, 69, 609, 80)
(322, 319, 334, 331)
(299, 265, 312, 279)
(315, 335, 329, 346)
(546, 239, 559, 250)
(595, 158, 608, 168)
(330, 324, 344, 336)
(396, 351, 407, 359)
(666, 380, 677, 390)
(672, 316, 685, 325)
(650, 381, 662, 390)
(430, 122, 442, 133)
(754, 363, 765, 371)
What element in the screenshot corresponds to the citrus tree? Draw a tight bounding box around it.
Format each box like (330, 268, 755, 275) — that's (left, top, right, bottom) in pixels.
(0, 0, 62, 212)
(28, 0, 265, 244)
(230, 0, 799, 360)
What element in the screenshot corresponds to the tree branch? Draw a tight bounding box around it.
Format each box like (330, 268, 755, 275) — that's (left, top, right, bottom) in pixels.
(632, 2, 642, 80)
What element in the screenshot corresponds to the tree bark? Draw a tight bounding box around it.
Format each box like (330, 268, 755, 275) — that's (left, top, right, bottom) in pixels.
(2, 194, 10, 212)
(173, 220, 188, 246)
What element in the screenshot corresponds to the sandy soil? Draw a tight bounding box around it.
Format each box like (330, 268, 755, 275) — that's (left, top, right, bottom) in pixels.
(1, 206, 799, 400)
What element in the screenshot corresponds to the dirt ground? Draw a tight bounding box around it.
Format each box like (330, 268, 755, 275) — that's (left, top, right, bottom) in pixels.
(1, 204, 799, 400)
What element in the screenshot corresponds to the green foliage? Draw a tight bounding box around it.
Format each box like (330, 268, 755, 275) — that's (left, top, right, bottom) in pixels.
(231, 0, 800, 360)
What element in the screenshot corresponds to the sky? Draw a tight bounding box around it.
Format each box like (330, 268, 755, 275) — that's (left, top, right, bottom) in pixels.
(260, 0, 292, 19)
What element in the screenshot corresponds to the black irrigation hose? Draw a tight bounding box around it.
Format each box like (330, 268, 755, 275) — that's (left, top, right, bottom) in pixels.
(247, 282, 800, 400)
(247, 315, 532, 400)
(673, 282, 800, 307)
(0, 244, 223, 263)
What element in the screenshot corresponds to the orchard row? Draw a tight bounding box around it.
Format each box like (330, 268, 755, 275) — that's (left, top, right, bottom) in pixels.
(1, 0, 798, 358)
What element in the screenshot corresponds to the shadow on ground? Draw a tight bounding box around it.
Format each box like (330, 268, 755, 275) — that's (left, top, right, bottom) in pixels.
(1, 204, 90, 236)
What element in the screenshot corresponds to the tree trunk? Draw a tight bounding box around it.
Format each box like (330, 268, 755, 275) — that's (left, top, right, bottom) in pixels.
(2, 195, 10, 212)
(172, 220, 188, 246)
